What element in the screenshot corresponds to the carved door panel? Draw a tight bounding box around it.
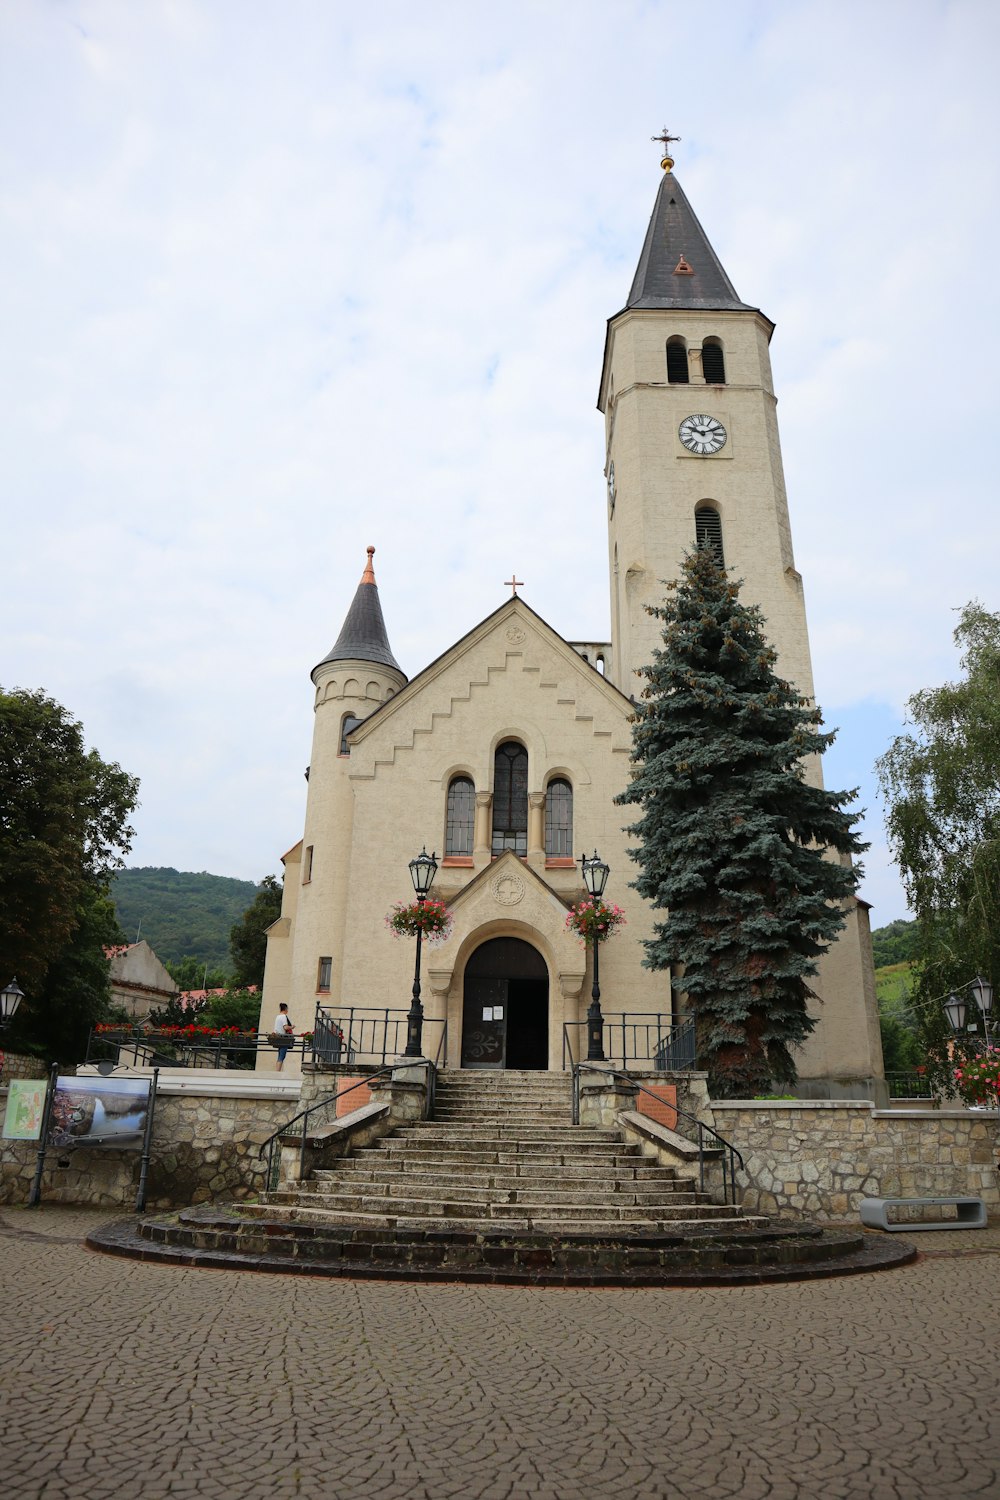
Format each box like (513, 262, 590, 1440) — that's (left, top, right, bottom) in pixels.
(461, 975, 507, 1068)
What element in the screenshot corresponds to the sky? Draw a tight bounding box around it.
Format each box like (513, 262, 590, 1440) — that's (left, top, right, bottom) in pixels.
(2, 0, 998, 926)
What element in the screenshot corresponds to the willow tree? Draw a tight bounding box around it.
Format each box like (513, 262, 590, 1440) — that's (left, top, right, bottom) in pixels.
(876, 602, 1000, 1079)
(616, 547, 865, 1097)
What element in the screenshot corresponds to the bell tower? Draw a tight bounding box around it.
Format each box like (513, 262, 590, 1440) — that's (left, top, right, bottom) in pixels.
(599, 137, 885, 1099)
(599, 139, 813, 704)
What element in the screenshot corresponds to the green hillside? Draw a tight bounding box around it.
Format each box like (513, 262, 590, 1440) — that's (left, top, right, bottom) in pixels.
(111, 867, 261, 970)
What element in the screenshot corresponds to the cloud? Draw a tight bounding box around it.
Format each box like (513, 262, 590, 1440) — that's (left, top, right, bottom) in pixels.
(2, 0, 998, 923)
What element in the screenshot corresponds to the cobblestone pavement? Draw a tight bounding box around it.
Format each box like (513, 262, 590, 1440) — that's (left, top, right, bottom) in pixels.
(4, 1207, 1000, 1500)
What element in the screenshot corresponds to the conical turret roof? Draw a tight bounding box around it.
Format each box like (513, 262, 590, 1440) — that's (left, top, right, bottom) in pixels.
(626, 171, 756, 313)
(313, 547, 404, 676)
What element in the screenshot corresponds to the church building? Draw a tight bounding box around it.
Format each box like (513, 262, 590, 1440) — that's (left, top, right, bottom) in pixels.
(257, 145, 884, 1099)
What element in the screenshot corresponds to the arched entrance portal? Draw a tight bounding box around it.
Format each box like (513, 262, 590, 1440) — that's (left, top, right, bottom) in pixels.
(460, 937, 549, 1070)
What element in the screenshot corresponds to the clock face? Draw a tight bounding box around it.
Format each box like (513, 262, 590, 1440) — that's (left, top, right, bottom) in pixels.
(679, 414, 727, 455)
(607, 460, 616, 512)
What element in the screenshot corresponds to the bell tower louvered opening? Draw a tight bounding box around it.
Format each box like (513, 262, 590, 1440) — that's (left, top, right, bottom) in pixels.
(666, 338, 689, 384)
(695, 505, 724, 566)
(702, 339, 726, 384)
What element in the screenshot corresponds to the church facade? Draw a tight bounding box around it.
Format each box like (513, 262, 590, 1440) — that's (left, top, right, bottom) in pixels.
(257, 151, 884, 1098)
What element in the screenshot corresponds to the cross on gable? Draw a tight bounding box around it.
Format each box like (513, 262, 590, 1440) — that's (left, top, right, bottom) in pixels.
(505, 575, 524, 597)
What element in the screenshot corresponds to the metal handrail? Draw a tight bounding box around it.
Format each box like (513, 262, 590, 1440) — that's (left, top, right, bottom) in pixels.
(571, 1054, 747, 1206)
(561, 1013, 697, 1070)
(257, 1068, 392, 1190)
(311, 1004, 447, 1068)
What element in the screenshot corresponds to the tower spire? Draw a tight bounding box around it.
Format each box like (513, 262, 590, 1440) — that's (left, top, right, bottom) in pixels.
(313, 545, 404, 676)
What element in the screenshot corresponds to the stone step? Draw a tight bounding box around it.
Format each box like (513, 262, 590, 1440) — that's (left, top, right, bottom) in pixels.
(93, 1210, 916, 1286)
(287, 1179, 706, 1207)
(249, 1200, 760, 1232)
(324, 1162, 683, 1185)
(260, 1192, 734, 1223)
(390, 1126, 621, 1142)
(371, 1143, 641, 1164)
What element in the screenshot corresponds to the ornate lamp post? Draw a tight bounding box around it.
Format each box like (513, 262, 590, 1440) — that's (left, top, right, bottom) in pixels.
(404, 847, 438, 1058)
(1, 977, 24, 1029)
(943, 976, 995, 1050)
(580, 850, 610, 1062)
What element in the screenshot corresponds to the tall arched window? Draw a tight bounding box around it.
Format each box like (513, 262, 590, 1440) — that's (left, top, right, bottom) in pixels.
(446, 777, 475, 857)
(695, 505, 725, 567)
(491, 741, 528, 856)
(702, 338, 726, 384)
(544, 779, 573, 859)
(666, 338, 689, 384)
(340, 713, 363, 755)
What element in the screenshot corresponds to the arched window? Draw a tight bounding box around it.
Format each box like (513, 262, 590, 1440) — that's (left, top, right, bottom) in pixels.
(491, 741, 528, 856)
(666, 338, 689, 384)
(340, 713, 363, 755)
(695, 505, 725, 567)
(544, 779, 573, 858)
(702, 338, 726, 384)
(446, 777, 475, 857)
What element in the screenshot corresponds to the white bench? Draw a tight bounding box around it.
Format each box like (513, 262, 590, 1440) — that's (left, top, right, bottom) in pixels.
(860, 1196, 987, 1232)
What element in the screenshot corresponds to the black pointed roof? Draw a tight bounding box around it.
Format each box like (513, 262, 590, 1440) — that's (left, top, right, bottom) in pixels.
(313, 547, 404, 677)
(626, 171, 756, 313)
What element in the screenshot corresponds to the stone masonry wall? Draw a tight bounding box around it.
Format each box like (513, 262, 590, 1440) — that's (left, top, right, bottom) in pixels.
(0, 1090, 294, 1209)
(712, 1101, 1000, 1222)
(1, 1051, 49, 1082)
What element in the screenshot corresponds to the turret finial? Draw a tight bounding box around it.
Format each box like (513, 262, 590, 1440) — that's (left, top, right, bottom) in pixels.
(361, 545, 376, 585)
(651, 126, 681, 172)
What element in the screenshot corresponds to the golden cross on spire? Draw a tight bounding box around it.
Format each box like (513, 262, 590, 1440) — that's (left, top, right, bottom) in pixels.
(652, 127, 681, 153)
(504, 574, 524, 597)
(651, 127, 681, 170)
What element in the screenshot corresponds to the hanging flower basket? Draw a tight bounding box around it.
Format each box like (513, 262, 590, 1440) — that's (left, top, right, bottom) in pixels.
(953, 1049, 1000, 1106)
(565, 899, 626, 945)
(386, 899, 454, 946)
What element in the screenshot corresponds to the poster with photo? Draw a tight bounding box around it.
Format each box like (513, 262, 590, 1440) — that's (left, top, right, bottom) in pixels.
(2, 1079, 48, 1140)
(48, 1076, 151, 1150)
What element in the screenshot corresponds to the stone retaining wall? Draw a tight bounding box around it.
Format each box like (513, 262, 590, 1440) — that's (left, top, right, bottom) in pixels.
(0, 1088, 295, 1209)
(0, 1051, 49, 1082)
(712, 1101, 1000, 1222)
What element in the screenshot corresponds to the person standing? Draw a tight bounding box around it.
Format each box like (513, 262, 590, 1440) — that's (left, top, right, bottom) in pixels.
(272, 1002, 295, 1071)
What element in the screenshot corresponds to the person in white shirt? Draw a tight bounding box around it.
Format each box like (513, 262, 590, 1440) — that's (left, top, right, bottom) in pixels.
(273, 1002, 295, 1070)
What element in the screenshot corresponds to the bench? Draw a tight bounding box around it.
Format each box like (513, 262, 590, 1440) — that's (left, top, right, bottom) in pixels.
(860, 1196, 987, 1232)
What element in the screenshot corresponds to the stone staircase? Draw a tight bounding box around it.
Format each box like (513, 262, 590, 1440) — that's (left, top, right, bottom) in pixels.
(89, 1069, 916, 1284)
(261, 1070, 757, 1234)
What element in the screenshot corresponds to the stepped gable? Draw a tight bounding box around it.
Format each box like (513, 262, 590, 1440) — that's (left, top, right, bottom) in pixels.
(89, 1072, 915, 1286)
(342, 594, 633, 779)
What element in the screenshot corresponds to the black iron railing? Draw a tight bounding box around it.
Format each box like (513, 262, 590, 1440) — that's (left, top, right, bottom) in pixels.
(257, 1068, 393, 1191)
(311, 1005, 447, 1068)
(563, 1031, 745, 1206)
(561, 1012, 697, 1071)
(885, 1071, 934, 1100)
(85, 1027, 302, 1071)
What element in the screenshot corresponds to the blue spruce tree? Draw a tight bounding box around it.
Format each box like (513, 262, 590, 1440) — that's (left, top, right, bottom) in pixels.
(617, 547, 866, 1097)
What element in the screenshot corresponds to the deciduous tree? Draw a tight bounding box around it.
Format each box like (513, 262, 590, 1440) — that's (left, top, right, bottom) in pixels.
(229, 875, 283, 989)
(0, 687, 139, 1058)
(876, 602, 1000, 1079)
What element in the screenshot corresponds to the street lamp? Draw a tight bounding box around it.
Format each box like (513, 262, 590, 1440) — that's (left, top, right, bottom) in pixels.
(1, 977, 24, 1029)
(943, 992, 968, 1036)
(943, 977, 996, 1050)
(580, 850, 610, 1063)
(971, 975, 995, 1046)
(404, 847, 438, 1058)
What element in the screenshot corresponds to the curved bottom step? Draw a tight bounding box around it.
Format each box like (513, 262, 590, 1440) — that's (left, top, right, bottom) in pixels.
(87, 1207, 917, 1287)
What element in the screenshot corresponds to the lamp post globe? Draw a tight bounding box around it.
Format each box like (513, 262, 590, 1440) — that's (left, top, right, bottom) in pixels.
(404, 848, 438, 1058)
(579, 850, 610, 1062)
(943, 993, 967, 1035)
(1, 977, 25, 1028)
